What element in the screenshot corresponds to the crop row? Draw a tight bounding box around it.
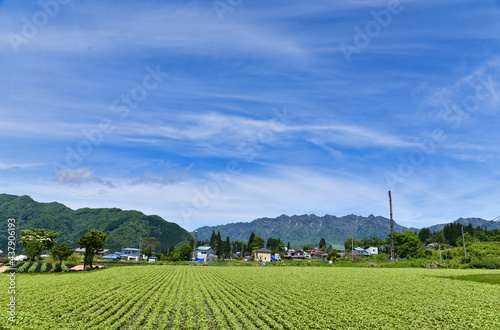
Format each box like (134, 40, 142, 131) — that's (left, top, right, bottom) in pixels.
(0, 266, 499, 329)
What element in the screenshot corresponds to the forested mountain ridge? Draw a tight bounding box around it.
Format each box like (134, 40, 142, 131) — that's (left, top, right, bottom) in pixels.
(194, 214, 419, 248)
(0, 193, 192, 251)
(427, 217, 500, 233)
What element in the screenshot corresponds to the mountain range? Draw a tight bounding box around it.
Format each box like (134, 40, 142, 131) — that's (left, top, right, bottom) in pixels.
(2, 193, 498, 252)
(0, 193, 192, 251)
(194, 214, 500, 248)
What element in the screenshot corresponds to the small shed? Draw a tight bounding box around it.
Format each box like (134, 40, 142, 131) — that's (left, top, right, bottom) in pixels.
(365, 247, 378, 255)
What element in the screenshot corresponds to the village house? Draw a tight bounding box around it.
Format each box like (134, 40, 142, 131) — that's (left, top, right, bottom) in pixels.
(75, 248, 109, 256)
(365, 247, 378, 256)
(310, 248, 323, 258)
(353, 247, 366, 256)
(425, 242, 439, 249)
(103, 252, 122, 260)
(196, 246, 215, 262)
(121, 248, 141, 261)
(254, 248, 272, 262)
(290, 250, 305, 260)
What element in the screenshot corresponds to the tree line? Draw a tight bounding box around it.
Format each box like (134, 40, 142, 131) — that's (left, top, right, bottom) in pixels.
(18, 228, 107, 271)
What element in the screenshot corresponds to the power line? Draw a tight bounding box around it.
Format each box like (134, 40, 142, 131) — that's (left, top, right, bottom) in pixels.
(481, 215, 500, 230)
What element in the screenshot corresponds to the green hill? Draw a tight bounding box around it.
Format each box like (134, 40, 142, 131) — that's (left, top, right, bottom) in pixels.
(0, 193, 192, 252)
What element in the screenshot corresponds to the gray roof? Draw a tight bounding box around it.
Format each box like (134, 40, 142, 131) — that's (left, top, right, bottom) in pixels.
(196, 246, 213, 251)
(255, 248, 271, 252)
(122, 248, 140, 251)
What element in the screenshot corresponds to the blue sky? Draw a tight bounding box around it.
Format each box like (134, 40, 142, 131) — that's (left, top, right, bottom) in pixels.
(1, 0, 499, 231)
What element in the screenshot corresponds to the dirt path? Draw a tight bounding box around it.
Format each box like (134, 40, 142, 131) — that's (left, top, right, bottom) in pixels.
(0, 266, 11, 273)
(70, 265, 104, 271)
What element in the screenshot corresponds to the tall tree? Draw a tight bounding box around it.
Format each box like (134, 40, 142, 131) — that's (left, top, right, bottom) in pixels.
(77, 229, 107, 269)
(210, 231, 217, 247)
(319, 238, 326, 249)
(386, 231, 421, 259)
(50, 243, 75, 272)
(179, 244, 192, 261)
(247, 232, 256, 253)
(225, 236, 231, 258)
(216, 231, 222, 256)
(20, 228, 59, 260)
(249, 236, 265, 252)
(143, 237, 160, 258)
(418, 228, 431, 243)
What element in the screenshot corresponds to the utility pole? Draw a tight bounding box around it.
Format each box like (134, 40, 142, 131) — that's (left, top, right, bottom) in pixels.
(139, 237, 143, 261)
(388, 191, 395, 261)
(439, 243, 442, 261)
(444, 241, 447, 260)
(461, 227, 467, 258)
(192, 231, 198, 262)
(351, 236, 354, 262)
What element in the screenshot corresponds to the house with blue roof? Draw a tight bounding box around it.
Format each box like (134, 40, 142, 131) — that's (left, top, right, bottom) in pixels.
(103, 252, 122, 260)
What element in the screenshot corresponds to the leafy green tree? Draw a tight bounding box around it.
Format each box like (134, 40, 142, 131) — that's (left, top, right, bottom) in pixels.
(20, 228, 59, 260)
(387, 231, 421, 259)
(344, 237, 362, 250)
(50, 243, 75, 272)
(170, 251, 180, 261)
(249, 236, 265, 252)
(179, 244, 192, 261)
(155, 253, 165, 261)
(143, 237, 160, 258)
(266, 237, 283, 253)
(418, 228, 431, 243)
(456, 232, 474, 247)
(77, 229, 107, 269)
(303, 245, 312, 250)
(327, 249, 338, 262)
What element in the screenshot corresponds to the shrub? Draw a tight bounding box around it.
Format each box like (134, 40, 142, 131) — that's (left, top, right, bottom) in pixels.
(40, 263, 48, 272)
(61, 263, 70, 272)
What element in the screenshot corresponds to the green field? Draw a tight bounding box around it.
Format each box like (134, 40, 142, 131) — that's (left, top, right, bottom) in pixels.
(1, 266, 499, 329)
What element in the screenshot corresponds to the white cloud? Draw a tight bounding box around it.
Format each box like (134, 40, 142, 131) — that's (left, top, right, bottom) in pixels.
(54, 168, 114, 187)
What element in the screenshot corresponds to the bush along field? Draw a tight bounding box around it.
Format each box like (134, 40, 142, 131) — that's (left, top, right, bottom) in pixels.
(1, 266, 498, 329)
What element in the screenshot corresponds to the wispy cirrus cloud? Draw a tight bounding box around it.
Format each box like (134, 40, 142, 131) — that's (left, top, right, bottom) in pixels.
(1, 0, 499, 232)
